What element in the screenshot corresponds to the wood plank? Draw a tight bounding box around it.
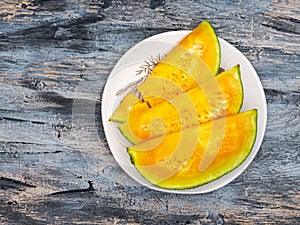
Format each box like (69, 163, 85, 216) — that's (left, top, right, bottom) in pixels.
(0, 0, 299, 224)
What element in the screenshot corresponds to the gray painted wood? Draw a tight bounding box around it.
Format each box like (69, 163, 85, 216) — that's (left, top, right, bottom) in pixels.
(0, 0, 299, 224)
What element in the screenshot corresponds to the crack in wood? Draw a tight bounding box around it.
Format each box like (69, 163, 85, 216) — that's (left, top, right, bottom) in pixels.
(0, 141, 62, 146)
(38, 91, 73, 114)
(99, 0, 112, 10)
(261, 14, 300, 35)
(150, 0, 165, 10)
(0, 177, 36, 191)
(29, 0, 67, 12)
(0, 12, 104, 40)
(48, 181, 95, 196)
(264, 88, 300, 105)
(234, 198, 274, 209)
(19, 78, 46, 90)
(0, 150, 62, 155)
(0, 116, 48, 125)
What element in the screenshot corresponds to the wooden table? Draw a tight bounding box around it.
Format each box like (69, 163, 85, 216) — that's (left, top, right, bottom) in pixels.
(0, 0, 299, 224)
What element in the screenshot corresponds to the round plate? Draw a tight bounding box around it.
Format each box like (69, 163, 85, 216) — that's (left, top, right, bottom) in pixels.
(101, 31, 267, 194)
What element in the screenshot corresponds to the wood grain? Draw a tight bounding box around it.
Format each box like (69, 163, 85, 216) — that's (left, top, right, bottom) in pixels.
(0, 0, 299, 224)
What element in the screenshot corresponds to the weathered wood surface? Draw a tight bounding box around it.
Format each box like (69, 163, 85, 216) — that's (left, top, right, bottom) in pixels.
(0, 0, 299, 224)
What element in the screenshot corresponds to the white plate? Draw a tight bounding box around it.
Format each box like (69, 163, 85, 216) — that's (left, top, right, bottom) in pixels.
(101, 31, 267, 194)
